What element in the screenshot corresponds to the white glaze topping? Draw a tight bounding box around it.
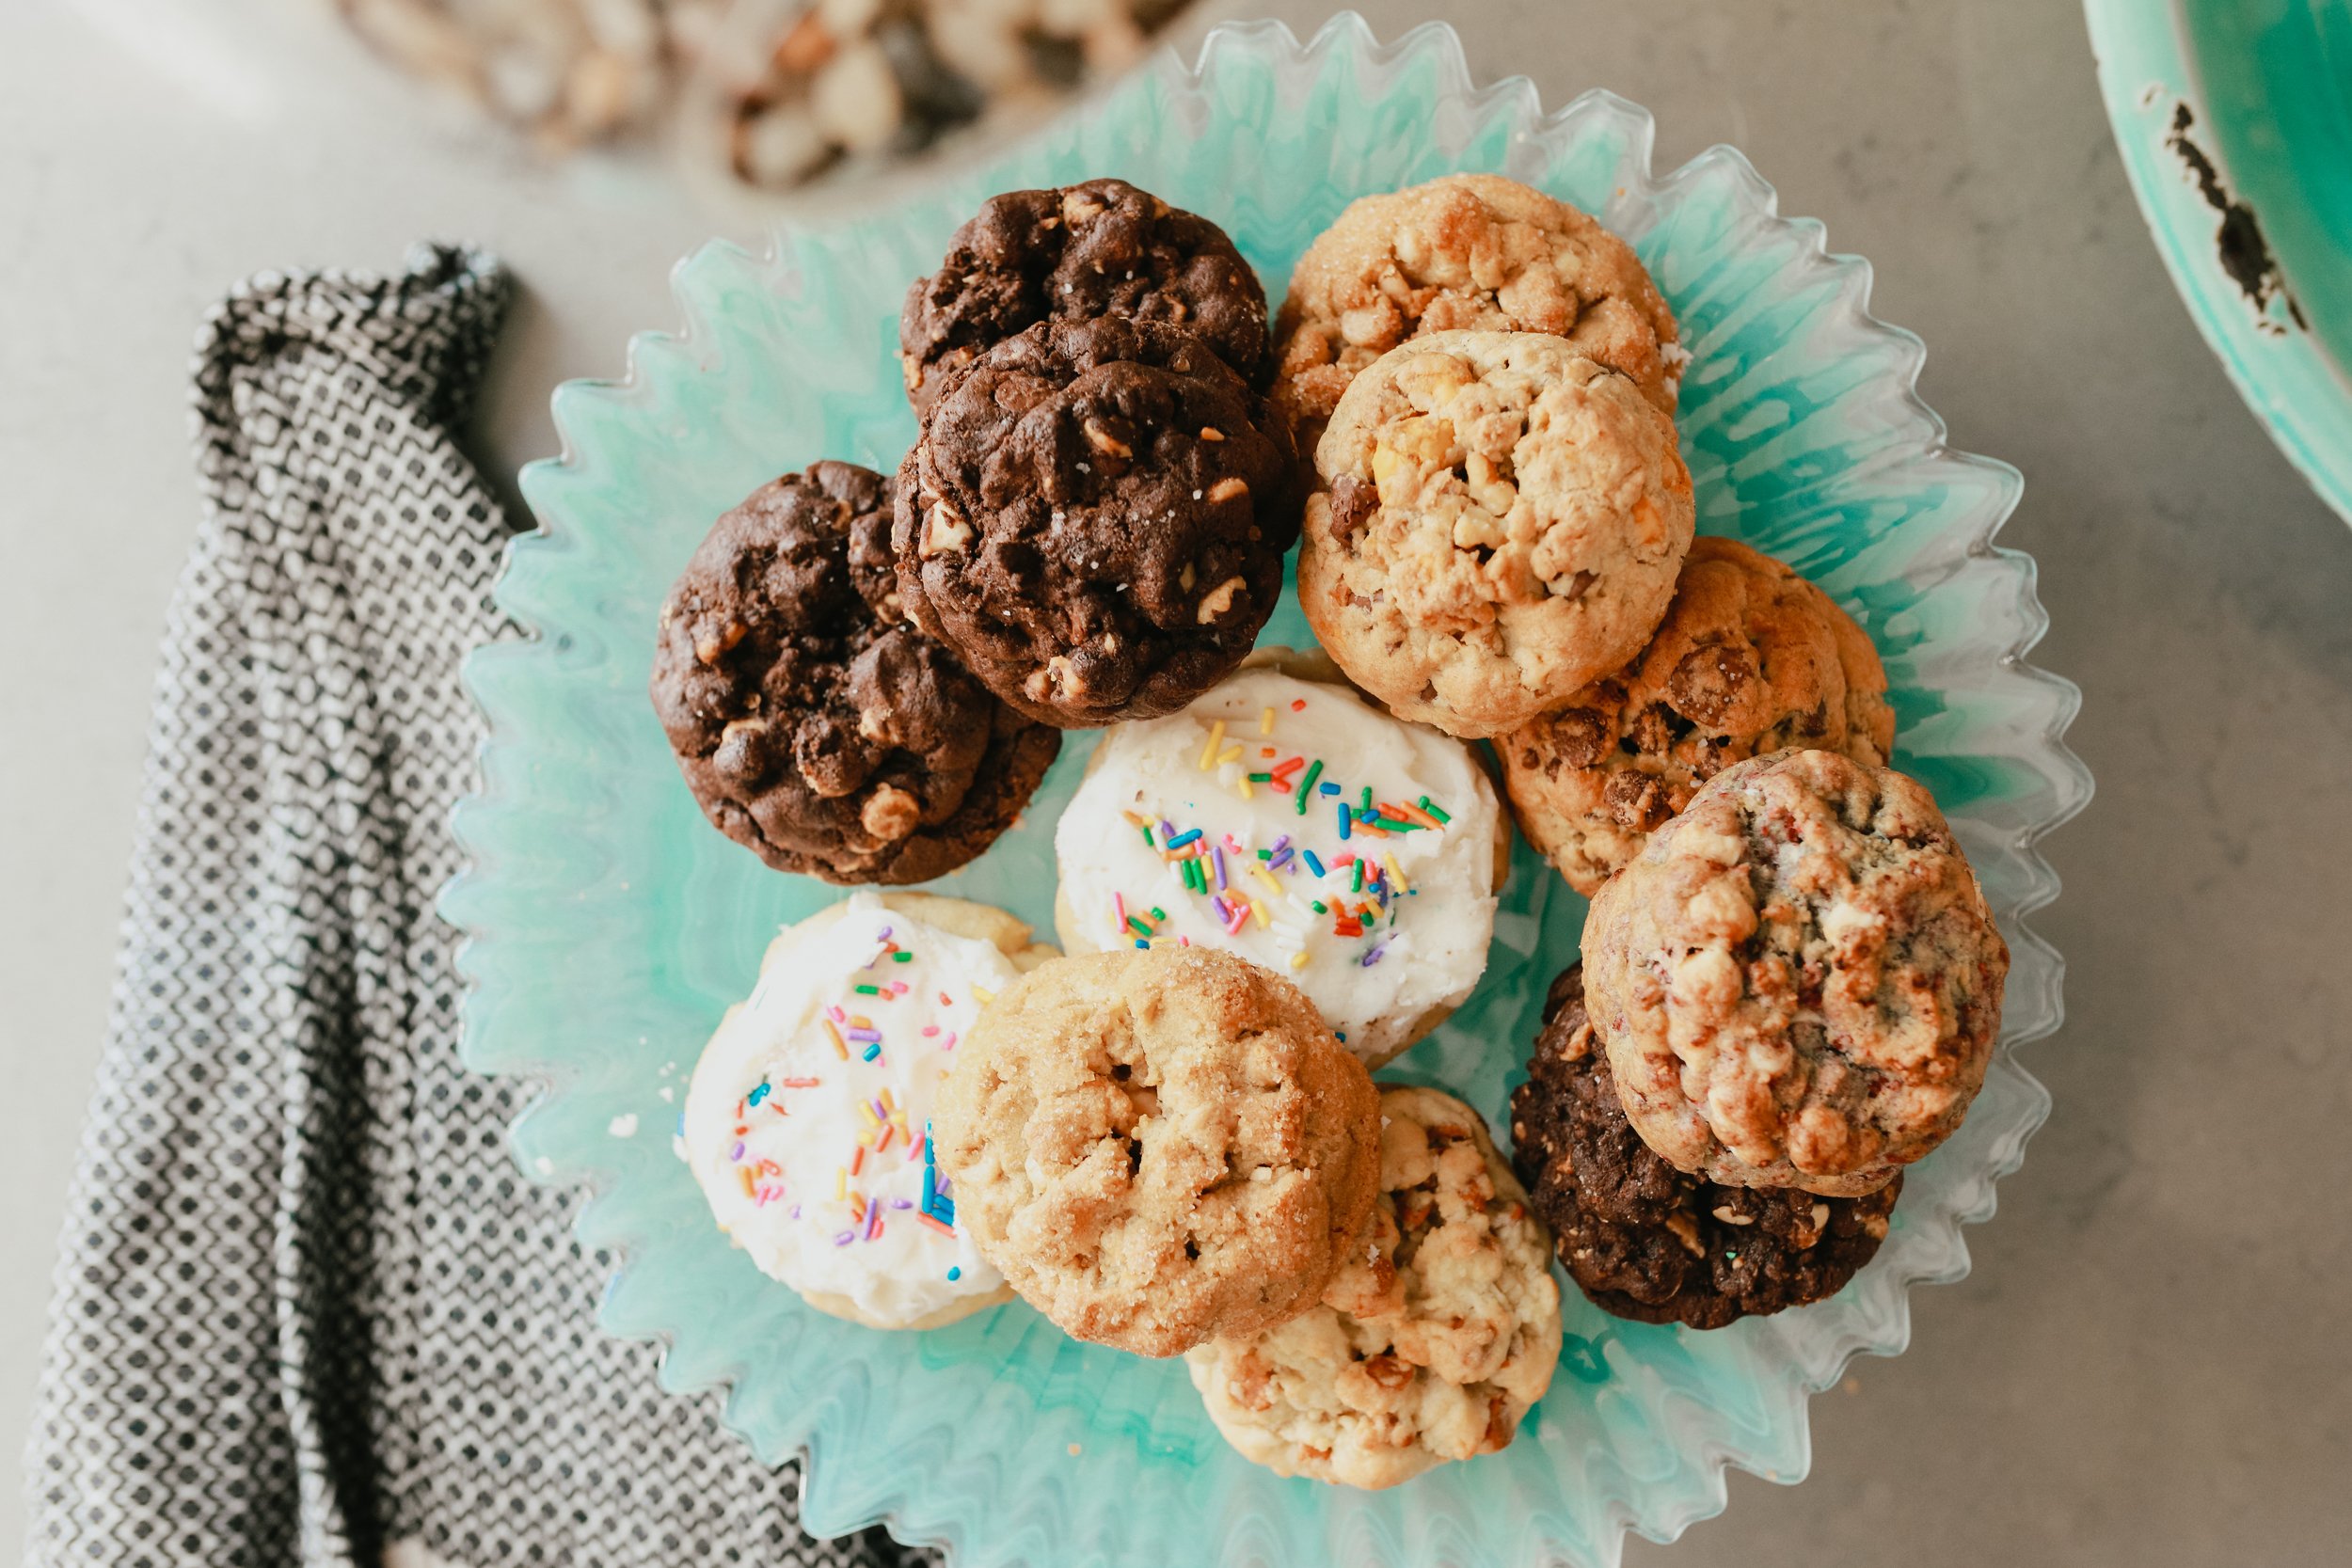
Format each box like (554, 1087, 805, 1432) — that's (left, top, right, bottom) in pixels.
(1054, 667, 1501, 1063)
(682, 894, 1008, 1325)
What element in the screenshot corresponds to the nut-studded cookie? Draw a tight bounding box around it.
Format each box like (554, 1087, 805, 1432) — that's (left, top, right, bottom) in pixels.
(1272, 172, 1681, 453)
(1502, 537, 1897, 895)
(899, 177, 1269, 413)
(1512, 964, 1899, 1329)
(1299, 330, 1695, 738)
(1581, 748, 2010, 1196)
(934, 945, 1380, 1356)
(893, 315, 1297, 727)
(1184, 1086, 1560, 1490)
(651, 462, 1060, 882)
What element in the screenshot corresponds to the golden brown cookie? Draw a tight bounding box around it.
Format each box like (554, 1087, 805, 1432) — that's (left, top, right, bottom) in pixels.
(1299, 331, 1695, 738)
(1581, 749, 2010, 1197)
(1272, 172, 1680, 454)
(1184, 1086, 1561, 1489)
(1501, 537, 1897, 894)
(933, 945, 1381, 1356)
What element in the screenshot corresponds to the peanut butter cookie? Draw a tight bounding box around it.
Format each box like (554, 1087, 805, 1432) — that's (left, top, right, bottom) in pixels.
(1272, 172, 1680, 453)
(933, 945, 1379, 1356)
(1299, 330, 1695, 737)
(1512, 964, 1899, 1329)
(1581, 748, 2009, 1197)
(1501, 537, 1896, 895)
(1184, 1086, 1560, 1489)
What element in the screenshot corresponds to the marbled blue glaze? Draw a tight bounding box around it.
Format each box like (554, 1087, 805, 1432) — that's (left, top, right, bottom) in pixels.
(442, 16, 2090, 1566)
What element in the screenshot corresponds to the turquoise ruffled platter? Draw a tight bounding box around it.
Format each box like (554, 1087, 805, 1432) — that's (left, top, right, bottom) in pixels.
(2087, 0, 2352, 526)
(441, 15, 2090, 1567)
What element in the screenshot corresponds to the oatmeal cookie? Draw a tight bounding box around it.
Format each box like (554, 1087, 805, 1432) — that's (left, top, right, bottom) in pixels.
(1501, 536, 1897, 895)
(933, 945, 1380, 1356)
(900, 178, 1269, 413)
(1272, 172, 1680, 453)
(1184, 1086, 1560, 1489)
(1298, 330, 1694, 737)
(1512, 964, 1899, 1328)
(651, 462, 1060, 882)
(1581, 748, 2010, 1196)
(893, 315, 1297, 727)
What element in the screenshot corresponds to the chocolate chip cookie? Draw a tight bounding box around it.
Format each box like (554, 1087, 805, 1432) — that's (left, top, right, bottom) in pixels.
(1273, 172, 1681, 453)
(651, 462, 1060, 883)
(899, 178, 1269, 413)
(1184, 1086, 1560, 1489)
(1299, 330, 1695, 737)
(1512, 964, 1899, 1329)
(892, 315, 1297, 727)
(933, 944, 1380, 1357)
(1581, 748, 2010, 1196)
(1502, 536, 1897, 895)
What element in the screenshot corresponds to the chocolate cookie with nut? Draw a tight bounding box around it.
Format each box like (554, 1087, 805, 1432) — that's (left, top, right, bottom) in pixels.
(651, 461, 1060, 883)
(893, 315, 1297, 727)
(899, 178, 1270, 414)
(1512, 964, 1899, 1329)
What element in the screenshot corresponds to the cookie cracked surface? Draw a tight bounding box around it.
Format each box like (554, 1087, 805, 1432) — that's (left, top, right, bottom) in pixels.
(1581, 748, 2010, 1196)
(1300, 330, 1695, 737)
(1502, 536, 1896, 895)
(934, 945, 1380, 1357)
(1184, 1086, 1560, 1490)
(900, 178, 1269, 414)
(651, 462, 1060, 882)
(1272, 172, 1680, 453)
(893, 315, 1297, 727)
(1512, 964, 1899, 1329)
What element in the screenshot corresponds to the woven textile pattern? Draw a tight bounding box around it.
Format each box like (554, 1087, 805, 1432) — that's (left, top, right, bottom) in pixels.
(22, 245, 925, 1568)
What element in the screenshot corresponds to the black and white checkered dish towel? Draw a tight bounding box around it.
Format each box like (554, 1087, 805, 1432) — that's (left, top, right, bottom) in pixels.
(24, 245, 923, 1568)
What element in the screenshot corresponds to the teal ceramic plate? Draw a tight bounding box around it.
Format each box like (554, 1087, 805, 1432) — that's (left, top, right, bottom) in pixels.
(2087, 0, 2352, 526)
(442, 15, 2090, 1567)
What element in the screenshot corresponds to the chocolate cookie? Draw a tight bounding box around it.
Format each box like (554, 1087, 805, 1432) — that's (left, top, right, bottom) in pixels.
(1511, 965, 1899, 1329)
(899, 178, 1270, 413)
(651, 461, 1060, 883)
(893, 315, 1297, 727)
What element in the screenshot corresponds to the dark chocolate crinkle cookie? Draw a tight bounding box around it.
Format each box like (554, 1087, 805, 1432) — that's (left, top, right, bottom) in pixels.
(899, 178, 1270, 414)
(892, 315, 1297, 727)
(651, 461, 1060, 883)
(1509, 964, 1899, 1330)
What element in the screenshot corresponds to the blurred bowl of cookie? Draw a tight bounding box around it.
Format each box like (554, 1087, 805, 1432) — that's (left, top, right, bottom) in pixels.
(333, 0, 1229, 214)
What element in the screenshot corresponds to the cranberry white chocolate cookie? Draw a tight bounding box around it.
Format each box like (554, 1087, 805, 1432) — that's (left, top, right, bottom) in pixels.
(1184, 1086, 1561, 1490)
(933, 945, 1380, 1357)
(1299, 331, 1695, 737)
(1502, 537, 1897, 895)
(682, 893, 1056, 1330)
(1051, 651, 1508, 1068)
(1581, 748, 2009, 1197)
(1272, 172, 1682, 453)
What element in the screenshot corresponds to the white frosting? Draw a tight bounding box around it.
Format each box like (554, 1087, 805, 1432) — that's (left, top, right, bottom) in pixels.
(682, 893, 1008, 1325)
(1055, 667, 1501, 1062)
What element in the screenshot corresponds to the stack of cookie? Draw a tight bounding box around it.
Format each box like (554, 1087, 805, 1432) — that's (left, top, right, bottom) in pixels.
(649, 168, 2011, 1492)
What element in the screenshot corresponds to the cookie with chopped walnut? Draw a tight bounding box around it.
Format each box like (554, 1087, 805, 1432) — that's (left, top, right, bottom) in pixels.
(1501, 536, 1897, 895)
(1581, 747, 2009, 1196)
(1299, 330, 1694, 737)
(935, 945, 1380, 1357)
(1512, 963, 1899, 1329)
(899, 177, 1269, 414)
(1184, 1086, 1560, 1490)
(893, 315, 1296, 727)
(651, 461, 1060, 883)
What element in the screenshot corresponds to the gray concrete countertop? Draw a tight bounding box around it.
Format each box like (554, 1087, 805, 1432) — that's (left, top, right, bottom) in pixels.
(5, 0, 2348, 1561)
